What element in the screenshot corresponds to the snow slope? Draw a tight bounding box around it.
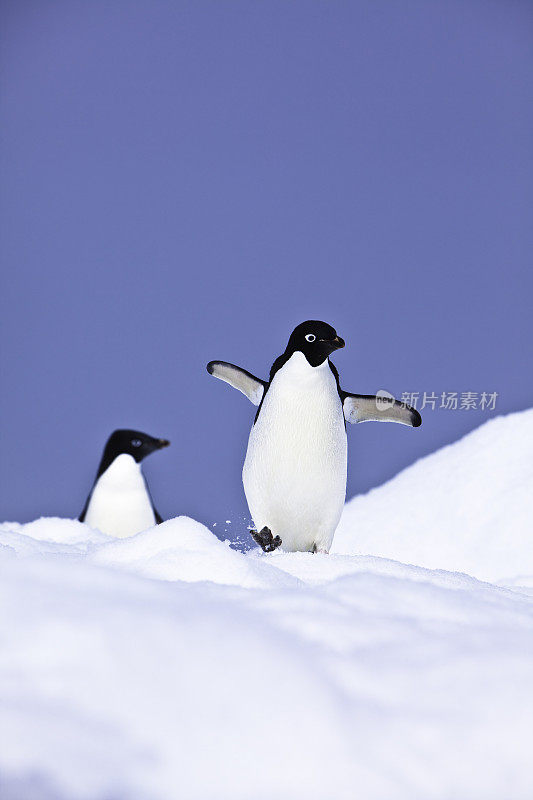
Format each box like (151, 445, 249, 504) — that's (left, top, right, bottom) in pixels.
(1, 410, 533, 799)
(335, 408, 533, 584)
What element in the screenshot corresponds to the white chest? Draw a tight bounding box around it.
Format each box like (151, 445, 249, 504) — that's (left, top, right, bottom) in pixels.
(84, 454, 156, 538)
(242, 353, 347, 551)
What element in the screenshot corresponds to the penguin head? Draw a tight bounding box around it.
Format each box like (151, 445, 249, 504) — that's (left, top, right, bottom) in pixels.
(103, 429, 170, 465)
(286, 320, 345, 367)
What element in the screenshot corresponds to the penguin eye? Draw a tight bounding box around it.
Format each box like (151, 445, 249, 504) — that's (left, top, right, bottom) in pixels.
(131, 439, 142, 447)
(305, 334, 316, 343)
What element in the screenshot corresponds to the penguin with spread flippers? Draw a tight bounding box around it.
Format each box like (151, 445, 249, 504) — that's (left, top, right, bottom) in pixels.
(79, 429, 170, 538)
(207, 321, 420, 554)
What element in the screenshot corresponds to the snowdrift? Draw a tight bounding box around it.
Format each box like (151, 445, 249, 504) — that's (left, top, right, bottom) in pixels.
(335, 408, 533, 584)
(1, 409, 533, 799)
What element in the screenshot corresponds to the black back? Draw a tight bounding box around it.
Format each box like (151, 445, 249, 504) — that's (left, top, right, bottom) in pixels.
(79, 429, 170, 523)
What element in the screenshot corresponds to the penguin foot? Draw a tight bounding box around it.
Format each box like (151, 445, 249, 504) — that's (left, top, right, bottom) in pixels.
(251, 527, 282, 553)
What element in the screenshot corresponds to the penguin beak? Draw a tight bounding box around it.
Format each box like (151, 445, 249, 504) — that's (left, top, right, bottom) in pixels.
(331, 336, 345, 350)
(157, 439, 170, 449)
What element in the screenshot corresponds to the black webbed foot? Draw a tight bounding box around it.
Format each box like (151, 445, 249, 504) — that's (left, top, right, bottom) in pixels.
(251, 526, 282, 553)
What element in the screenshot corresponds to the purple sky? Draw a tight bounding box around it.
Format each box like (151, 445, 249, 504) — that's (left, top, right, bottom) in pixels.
(1, 1, 532, 535)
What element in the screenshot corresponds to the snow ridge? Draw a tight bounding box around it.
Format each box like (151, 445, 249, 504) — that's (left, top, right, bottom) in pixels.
(1, 409, 533, 799)
(335, 408, 533, 583)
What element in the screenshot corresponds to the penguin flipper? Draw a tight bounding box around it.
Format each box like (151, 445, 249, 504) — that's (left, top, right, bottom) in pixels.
(78, 492, 92, 523)
(342, 393, 421, 427)
(143, 476, 164, 525)
(206, 361, 266, 406)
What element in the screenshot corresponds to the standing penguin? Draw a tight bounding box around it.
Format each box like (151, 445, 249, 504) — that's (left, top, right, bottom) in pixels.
(79, 429, 170, 538)
(207, 321, 421, 554)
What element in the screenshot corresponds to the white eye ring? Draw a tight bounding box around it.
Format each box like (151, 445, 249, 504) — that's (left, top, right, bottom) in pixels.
(131, 439, 142, 447)
(305, 334, 316, 342)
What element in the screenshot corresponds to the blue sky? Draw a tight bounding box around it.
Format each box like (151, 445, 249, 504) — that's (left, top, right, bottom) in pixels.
(1, 0, 532, 531)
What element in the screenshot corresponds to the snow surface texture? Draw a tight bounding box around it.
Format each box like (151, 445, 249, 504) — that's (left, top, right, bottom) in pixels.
(335, 408, 533, 584)
(1, 410, 533, 799)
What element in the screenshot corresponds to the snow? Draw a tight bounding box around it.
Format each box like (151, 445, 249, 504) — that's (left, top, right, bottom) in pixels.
(1, 409, 533, 799)
(335, 408, 533, 584)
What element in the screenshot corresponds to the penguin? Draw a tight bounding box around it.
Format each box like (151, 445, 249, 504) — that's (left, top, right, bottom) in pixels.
(207, 321, 421, 554)
(79, 429, 170, 538)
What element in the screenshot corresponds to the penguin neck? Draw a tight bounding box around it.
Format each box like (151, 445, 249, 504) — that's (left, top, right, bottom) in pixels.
(96, 445, 141, 480)
(271, 352, 332, 390)
(270, 350, 330, 383)
(95, 453, 145, 490)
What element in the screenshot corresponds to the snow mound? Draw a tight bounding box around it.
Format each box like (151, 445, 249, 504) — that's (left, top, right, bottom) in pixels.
(334, 409, 533, 583)
(0, 516, 108, 558)
(0, 555, 358, 800)
(2, 410, 533, 798)
(1, 522, 533, 799)
(91, 516, 297, 589)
